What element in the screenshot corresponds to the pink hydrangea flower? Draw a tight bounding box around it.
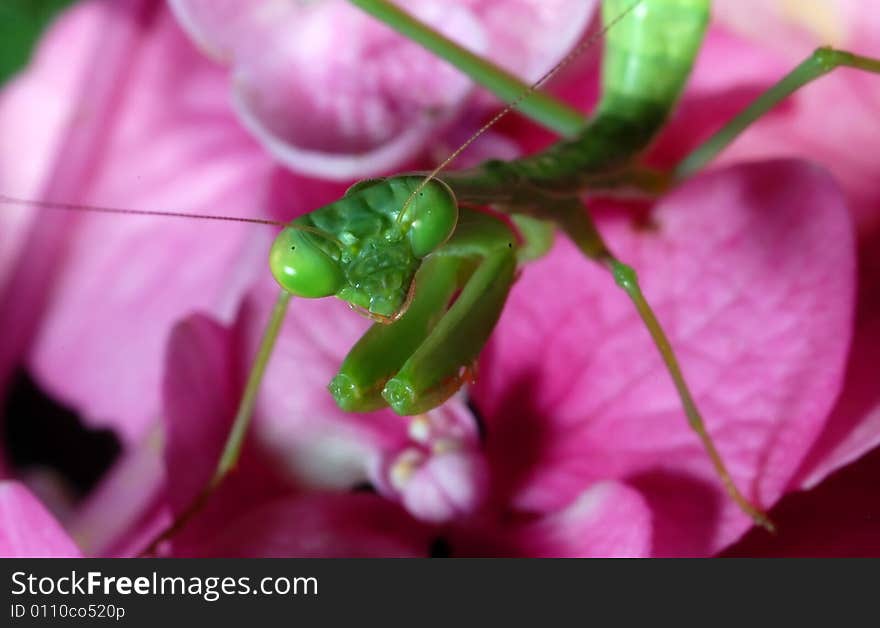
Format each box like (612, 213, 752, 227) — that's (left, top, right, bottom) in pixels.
(166, 0, 596, 179)
(0, 0, 278, 447)
(472, 159, 854, 555)
(0, 0, 877, 558)
(705, 1, 880, 491)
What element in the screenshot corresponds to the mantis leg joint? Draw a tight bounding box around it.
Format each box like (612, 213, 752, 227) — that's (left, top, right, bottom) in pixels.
(812, 47, 847, 74)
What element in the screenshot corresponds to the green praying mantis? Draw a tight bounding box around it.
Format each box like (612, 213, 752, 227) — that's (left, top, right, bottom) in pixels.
(158, 0, 880, 547)
(5, 0, 880, 552)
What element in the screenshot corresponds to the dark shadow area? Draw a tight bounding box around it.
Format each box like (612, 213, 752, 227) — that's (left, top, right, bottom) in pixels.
(627, 469, 724, 557)
(465, 394, 488, 444)
(724, 444, 880, 557)
(350, 482, 377, 494)
(429, 536, 452, 558)
(472, 370, 557, 512)
(2, 369, 121, 497)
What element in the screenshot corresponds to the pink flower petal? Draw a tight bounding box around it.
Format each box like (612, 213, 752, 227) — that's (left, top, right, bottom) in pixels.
(633, 10, 880, 505)
(792, 231, 880, 488)
(240, 278, 489, 519)
(170, 0, 595, 179)
(374, 401, 488, 523)
(459, 0, 598, 82)
(62, 312, 288, 557)
(0, 0, 159, 426)
(394, 447, 489, 524)
(8, 3, 294, 444)
(66, 429, 167, 557)
(241, 279, 405, 489)
(166, 0, 255, 61)
(160, 312, 297, 555)
(449, 480, 652, 557)
(188, 493, 433, 558)
(0, 2, 98, 297)
(173, 0, 486, 179)
(0, 481, 81, 557)
(507, 481, 652, 558)
(655, 12, 880, 234)
(163, 315, 242, 513)
(646, 27, 789, 170)
(473, 160, 855, 554)
(713, 0, 880, 60)
(156, 278, 488, 550)
(648, 10, 880, 492)
(710, 62, 880, 235)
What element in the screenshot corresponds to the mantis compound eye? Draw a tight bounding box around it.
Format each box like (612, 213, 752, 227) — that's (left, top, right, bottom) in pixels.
(269, 226, 344, 298)
(407, 179, 458, 258)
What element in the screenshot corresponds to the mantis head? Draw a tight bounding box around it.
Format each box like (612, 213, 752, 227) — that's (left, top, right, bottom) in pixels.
(269, 176, 458, 319)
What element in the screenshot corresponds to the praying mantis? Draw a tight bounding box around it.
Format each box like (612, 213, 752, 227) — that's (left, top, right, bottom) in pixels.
(2, 0, 878, 553)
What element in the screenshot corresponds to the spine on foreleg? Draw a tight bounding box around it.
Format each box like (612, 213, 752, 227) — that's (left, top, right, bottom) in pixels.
(511, 0, 710, 194)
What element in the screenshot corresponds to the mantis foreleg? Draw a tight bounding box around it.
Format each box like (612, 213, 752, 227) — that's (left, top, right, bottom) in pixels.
(333, 208, 517, 416)
(331, 253, 466, 412)
(384, 241, 515, 414)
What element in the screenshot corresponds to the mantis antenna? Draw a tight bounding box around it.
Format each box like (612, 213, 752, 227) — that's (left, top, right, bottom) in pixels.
(398, 0, 643, 223)
(0, 194, 344, 248)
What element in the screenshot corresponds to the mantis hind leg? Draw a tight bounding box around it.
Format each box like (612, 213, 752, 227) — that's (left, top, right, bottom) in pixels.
(676, 47, 880, 179)
(555, 199, 776, 532)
